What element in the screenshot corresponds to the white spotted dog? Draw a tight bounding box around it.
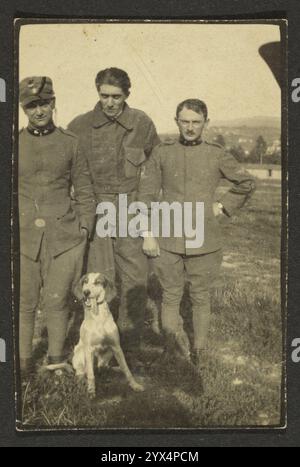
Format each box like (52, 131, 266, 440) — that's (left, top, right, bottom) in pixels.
(72, 273, 145, 398)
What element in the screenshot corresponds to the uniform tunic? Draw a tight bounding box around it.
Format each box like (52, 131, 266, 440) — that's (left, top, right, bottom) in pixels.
(138, 139, 256, 255)
(19, 127, 95, 260)
(68, 102, 160, 198)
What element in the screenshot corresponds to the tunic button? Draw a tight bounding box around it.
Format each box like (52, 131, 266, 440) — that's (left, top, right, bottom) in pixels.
(35, 218, 46, 228)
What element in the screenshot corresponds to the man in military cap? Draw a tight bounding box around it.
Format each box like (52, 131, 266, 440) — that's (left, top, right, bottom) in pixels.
(18, 76, 95, 379)
(138, 98, 256, 372)
(68, 68, 160, 364)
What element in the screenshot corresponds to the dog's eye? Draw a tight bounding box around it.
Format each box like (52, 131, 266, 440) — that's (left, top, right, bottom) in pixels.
(94, 280, 101, 285)
(83, 278, 89, 284)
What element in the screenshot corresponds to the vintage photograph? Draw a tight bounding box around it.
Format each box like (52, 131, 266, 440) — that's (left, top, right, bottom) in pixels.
(15, 20, 284, 429)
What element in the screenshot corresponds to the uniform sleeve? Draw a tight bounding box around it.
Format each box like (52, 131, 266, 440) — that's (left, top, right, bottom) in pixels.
(138, 119, 161, 221)
(137, 145, 162, 215)
(144, 119, 161, 157)
(70, 138, 96, 235)
(218, 150, 256, 217)
(67, 116, 80, 135)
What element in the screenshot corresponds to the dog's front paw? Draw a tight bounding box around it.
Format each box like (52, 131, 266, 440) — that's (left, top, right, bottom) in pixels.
(88, 390, 96, 400)
(129, 380, 145, 392)
(88, 388, 96, 399)
(75, 373, 86, 383)
(87, 379, 96, 398)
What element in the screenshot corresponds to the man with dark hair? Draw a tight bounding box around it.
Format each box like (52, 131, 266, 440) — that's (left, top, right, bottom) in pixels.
(138, 98, 255, 373)
(95, 67, 131, 97)
(18, 77, 95, 380)
(176, 98, 208, 120)
(68, 68, 160, 366)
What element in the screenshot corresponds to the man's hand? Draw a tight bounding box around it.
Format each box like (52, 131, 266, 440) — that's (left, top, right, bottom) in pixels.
(213, 202, 224, 218)
(142, 237, 160, 258)
(80, 227, 89, 238)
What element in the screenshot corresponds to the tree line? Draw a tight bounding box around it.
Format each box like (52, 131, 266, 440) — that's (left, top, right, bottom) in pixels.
(214, 134, 281, 165)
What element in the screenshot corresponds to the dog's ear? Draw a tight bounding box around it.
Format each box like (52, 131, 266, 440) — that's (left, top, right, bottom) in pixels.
(72, 274, 88, 301)
(103, 276, 117, 303)
(80, 274, 88, 287)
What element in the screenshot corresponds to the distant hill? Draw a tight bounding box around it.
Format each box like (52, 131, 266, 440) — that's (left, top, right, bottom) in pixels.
(211, 116, 281, 129)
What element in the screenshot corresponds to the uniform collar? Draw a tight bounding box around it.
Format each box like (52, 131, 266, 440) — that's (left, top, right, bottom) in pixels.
(179, 136, 203, 146)
(93, 102, 134, 130)
(27, 122, 56, 137)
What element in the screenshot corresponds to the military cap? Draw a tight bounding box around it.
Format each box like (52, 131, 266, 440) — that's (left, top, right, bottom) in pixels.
(19, 76, 55, 106)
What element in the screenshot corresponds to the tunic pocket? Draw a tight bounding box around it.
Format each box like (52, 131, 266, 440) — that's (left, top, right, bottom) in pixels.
(57, 205, 80, 232)
(124, 147, 146, 178)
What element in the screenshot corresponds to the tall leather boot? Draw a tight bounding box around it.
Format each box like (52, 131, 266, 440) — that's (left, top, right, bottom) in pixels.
(161, 303, 191, 361)
(46, 309, 69, 366)
(192, 297, 211, 350)
(191, 297, 211, 375)
(19, 311, 35, 382)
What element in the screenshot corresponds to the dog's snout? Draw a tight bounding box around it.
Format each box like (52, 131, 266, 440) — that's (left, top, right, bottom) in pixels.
(83, 289, 91, 297)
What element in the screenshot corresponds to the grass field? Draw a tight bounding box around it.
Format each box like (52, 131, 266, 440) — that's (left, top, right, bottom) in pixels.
(19, 177, 283, 429)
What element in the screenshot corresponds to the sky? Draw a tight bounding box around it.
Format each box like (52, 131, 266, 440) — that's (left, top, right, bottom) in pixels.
(19, 22, 281, 133)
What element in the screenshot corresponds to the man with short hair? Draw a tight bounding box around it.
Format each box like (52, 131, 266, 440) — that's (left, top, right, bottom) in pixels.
(18, 76, 95, 379)
(68, 68, 160, 362)
(138, 98, 256, 372)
